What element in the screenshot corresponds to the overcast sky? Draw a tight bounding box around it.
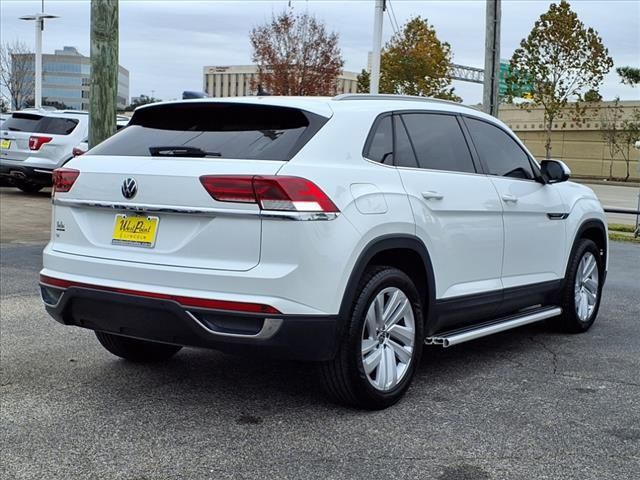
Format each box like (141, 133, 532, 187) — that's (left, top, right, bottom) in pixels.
(1, 0, 638, 104)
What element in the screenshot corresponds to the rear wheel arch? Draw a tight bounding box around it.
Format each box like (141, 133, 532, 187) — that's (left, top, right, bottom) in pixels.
(339, 235, 436, 328)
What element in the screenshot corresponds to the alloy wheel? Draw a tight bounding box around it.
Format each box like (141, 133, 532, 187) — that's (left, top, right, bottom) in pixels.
(361, 287, 416, 391)
(574, 252, 599, 322)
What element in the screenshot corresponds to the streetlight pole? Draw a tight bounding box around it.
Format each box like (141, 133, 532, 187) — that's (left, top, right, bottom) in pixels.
(19, 12, 58, 109)
(370, 0, 385, 94)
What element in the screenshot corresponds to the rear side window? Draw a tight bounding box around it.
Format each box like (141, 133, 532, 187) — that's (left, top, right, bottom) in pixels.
(2, 113, 78, 135)
(88, 103, 328, 161)
(364, 115, 393, 164)
(400, 113, 476, 174)
(465, 117, 535, 180)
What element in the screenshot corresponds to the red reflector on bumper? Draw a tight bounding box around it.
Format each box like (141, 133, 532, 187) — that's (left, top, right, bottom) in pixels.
(39, 275, 281, 314)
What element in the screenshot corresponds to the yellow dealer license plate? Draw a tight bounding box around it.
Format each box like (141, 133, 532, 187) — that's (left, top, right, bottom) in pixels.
(0, 139, 10, 149)
(112, 214, 159, 248)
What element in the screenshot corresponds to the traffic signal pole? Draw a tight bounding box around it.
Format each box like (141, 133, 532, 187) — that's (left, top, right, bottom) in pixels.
(483, 0, 501, 117)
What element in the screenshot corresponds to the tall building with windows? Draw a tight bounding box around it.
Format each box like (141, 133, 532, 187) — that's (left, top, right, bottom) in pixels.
(12, 46, 129, 110)
(203, 65, 359, 97)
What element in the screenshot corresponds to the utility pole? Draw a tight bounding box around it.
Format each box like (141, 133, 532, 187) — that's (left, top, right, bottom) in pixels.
(483, 0, 501, 117)
(89, 0, 118, 148)
(370, 0, 385, 94)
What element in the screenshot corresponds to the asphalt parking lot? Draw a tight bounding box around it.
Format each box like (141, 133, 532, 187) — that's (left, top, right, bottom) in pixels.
(1, 187, 639, 479)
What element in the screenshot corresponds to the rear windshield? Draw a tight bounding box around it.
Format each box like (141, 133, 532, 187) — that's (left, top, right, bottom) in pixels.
(88, 102, 328, 161)
(2, 113, 79, 135)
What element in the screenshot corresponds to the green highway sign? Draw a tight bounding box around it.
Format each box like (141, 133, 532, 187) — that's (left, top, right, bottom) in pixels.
(499, 61, 533, 99)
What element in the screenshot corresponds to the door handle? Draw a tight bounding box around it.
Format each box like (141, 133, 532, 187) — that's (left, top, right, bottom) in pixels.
(501, 194, 518, 203)
(422, 191, 444, 200)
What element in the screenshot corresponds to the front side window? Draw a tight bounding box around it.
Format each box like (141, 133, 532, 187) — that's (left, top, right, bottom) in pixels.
(393, 116, 418, 168)
(400, 113, 476, 174)
(465, 117, 535, 180)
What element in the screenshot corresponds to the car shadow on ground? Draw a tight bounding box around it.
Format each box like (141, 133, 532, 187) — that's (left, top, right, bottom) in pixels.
(0, 185, 51, 197)
(72, 322, 554, 414)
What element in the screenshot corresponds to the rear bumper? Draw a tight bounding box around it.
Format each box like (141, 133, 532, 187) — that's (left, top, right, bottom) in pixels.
(0, 160, 53, 186)
(40, 282, 340, 362)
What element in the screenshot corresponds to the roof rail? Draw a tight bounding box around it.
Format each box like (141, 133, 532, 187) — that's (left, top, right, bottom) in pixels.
(332, 93, 476, 110)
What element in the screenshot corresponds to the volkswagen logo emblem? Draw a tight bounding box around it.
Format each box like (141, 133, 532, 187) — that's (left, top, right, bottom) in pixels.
(121, 178, 138, 199)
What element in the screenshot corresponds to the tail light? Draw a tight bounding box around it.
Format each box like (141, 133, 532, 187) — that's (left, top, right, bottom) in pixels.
(29, 135, 52, 151)
(72, 147, 86, 157)
(199, 175, 339, 213)
(52, 168, 80, 194)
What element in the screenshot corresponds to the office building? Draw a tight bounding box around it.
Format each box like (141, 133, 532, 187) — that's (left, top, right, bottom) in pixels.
(12, 46, 129, 110)
(203, 65, 359, 97)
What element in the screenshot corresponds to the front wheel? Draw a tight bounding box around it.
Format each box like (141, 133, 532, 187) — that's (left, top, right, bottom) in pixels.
(320, 266, 424, 409)
(556, 239, 604, 333)
(95, 331, 182, 362)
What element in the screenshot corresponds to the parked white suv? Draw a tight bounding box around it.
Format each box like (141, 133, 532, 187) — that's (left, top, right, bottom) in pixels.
(39, 95, 608, 409)
(0, 110, 88, 192)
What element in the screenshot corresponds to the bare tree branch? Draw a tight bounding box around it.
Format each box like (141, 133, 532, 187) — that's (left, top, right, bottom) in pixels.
(0, 40, 35, 110)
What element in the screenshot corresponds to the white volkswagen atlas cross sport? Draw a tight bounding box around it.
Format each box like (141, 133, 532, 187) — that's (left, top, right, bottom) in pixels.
(40, 95, 608, 409)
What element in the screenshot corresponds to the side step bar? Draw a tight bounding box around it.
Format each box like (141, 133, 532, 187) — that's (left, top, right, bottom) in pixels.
(425, 306, 562, 348)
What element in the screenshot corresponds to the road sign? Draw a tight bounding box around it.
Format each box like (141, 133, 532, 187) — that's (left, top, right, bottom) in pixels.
(499, 61, 533, 99)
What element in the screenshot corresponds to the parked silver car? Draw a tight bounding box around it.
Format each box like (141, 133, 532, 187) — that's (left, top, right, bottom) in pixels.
(0, 110, 89, 193)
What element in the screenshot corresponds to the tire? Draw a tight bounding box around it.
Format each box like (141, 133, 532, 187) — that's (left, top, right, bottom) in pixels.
(556, 239, 604, 333)
(319, 266, 424, 409)
(95, 331, 182, 362)
(17, 183, 43, 194)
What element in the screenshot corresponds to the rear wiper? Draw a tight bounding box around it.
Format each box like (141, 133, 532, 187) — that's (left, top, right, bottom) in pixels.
(149, 146, 221, 157)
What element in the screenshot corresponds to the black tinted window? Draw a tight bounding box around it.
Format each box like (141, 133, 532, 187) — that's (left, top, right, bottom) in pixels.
(393, 116, 418, 168)
(364, 115, 393, 164)
(2, 113, 78, 135)
(465, 117, 534, 180)
(401, 114, 475, 173)
(89, 103, 327, 161)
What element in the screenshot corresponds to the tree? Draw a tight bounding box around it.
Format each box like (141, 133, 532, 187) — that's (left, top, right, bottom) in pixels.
(250, 11, 344, 96)
(124, 94, 160, 112)
(506, 0, 613, 158)
(619, 108, 640, 181)
(599, 98, 624, 180)
(584, 89, 602, 102)
(600, 99, 640, 181)
(0, 40, 34, 110)
(617, 66, 640, 87)
(356, 69, 370, 93)
(379, 16, 458, 100)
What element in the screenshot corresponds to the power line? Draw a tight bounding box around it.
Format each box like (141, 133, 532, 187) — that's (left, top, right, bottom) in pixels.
(386, 9, 398, 36)
(387, 0, 401, 34)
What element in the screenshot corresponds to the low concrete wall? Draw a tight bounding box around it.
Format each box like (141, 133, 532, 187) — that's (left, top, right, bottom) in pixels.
(499, 101, 640, 181)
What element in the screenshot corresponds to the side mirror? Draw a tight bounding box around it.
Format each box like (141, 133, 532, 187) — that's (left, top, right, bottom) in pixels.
(541, 159, 571, 184)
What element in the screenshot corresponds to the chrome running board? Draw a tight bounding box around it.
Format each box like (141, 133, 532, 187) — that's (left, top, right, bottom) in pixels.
(425, 306, 562, 348)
